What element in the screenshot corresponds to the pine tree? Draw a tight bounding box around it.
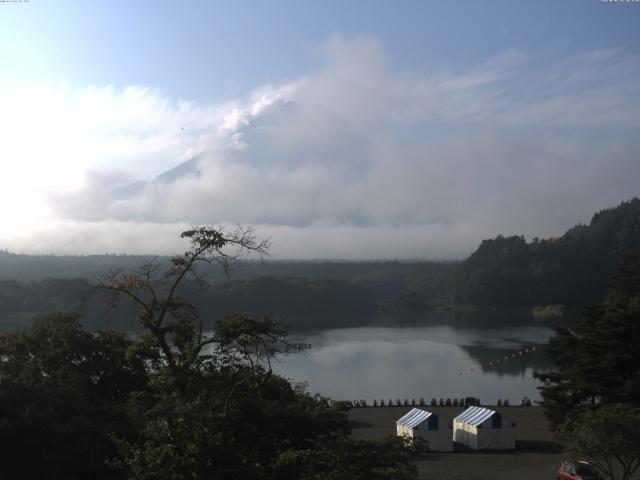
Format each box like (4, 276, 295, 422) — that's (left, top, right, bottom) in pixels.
(536, 252, 640, 429)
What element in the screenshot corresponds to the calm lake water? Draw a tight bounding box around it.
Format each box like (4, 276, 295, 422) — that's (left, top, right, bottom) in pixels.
(273, 325, 554, 404)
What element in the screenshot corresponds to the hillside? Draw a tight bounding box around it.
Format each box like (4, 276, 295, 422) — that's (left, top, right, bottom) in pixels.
(454, 198, 640, 307)
(0, 254, 456, 331)
(0, 198, 637, 330)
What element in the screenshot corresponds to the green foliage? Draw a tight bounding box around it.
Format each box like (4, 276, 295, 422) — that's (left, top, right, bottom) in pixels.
(456, 198, 640, 306)
(275, 436, 423, 480)
(0, 313, 149, 479)
(535, 252, 640, 429)
(0, 226, 421, 479)
(534, 253, 640, 480)
(559, 405, 640, 480)
(0, 278, 90, 329)
(1, 198, 638, 317)
(112, 359, 356, 480)
(380, 290, 432, 314)
(0, 275, 379, 333)
(199, 276, 377, 328)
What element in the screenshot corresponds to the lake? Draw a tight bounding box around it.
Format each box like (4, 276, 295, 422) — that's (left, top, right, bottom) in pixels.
(273, 324, 554, 405)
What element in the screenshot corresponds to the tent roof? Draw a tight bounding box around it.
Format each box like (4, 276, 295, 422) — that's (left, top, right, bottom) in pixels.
(454, 406, 497, 427)
(397, 408, 434, 429)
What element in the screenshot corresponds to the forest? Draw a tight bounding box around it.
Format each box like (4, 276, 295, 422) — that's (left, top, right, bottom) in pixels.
(0, 198, 638, 332)
(1, 202, 639, 479)
(454, 198, 640, 307)
(0, 227, 424, 479)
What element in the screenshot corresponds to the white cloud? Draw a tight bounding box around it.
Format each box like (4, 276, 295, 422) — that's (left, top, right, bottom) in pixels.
(1, 37, 639, 258)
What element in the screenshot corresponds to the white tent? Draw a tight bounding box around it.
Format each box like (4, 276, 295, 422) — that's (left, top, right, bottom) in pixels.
(453, 406, 516, 450)
(396, 408, 453, 452)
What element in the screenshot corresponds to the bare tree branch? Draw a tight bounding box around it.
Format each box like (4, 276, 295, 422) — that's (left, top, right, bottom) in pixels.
(93, 225, 270, 371)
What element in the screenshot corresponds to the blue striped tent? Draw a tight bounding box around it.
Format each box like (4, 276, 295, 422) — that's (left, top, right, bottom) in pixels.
(453, 406, 515, 450)
(396, 408, 453, 451)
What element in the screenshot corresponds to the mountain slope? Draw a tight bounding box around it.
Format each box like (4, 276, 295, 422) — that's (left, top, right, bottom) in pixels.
(455, 198, 640, 307)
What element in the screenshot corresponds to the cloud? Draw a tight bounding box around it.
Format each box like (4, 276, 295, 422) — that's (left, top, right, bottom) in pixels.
(2, 38, 640, 259)
(0, 219, 477, 260)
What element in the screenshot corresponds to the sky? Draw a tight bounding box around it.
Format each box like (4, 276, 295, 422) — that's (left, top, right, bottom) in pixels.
(0, 0, 639, 259)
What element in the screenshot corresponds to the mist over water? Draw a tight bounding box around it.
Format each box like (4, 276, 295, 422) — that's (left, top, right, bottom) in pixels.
(276, 325, 553, 404)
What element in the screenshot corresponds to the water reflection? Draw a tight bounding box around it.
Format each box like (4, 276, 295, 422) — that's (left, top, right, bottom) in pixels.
(274, 325, 553, 404)
(461, 344, 549, 377)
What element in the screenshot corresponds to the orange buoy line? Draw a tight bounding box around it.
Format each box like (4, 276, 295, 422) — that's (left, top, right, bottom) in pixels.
(485, 345, 537, 368)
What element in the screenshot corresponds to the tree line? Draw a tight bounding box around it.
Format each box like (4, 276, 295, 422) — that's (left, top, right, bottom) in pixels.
(0, 275, 378, 333)
(455, 198, 640, 307)
(535, 251, 640, 480)
(0, 226, 423, 479)
(0, 198, 638, 333)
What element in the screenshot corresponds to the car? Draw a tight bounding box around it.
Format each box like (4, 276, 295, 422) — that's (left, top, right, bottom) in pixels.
(557, 460, 604, 480)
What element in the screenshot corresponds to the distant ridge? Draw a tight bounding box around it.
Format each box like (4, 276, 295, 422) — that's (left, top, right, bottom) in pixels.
(1, 198, 638, 312)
